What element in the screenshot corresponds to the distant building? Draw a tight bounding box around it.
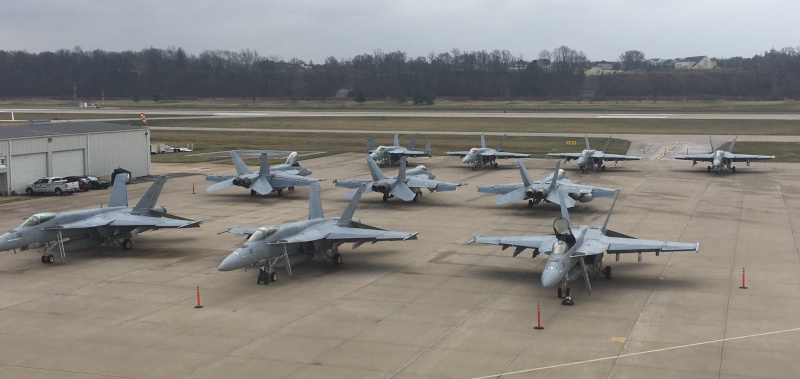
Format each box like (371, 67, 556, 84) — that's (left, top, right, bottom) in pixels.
(586, 61, 618, 76)
(675, 56, 717, 70)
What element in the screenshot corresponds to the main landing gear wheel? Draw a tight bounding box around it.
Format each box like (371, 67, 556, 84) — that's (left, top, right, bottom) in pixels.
(257, 269, 269, 285)
(122, 239, 132, 250)
(528, 200, 534, 208)
(603, 266, 612, 280)
(494, 163, 498, 169)
(382, 193, 390, 202)
(557, 287, 564, 299)
(601, 165, 606, 171)
(47, 254, 55, 263)
(707, 166, 711, 172)
(251, 189, 258, 196)
(270, 272, 278, 282)
(332, 253, 343, 266)
(277, 189, 283, 196)
(732, 166, 736, 172)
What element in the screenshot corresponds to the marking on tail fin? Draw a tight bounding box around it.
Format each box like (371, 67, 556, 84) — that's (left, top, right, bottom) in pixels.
(231, 152, 252, 175)
(108, 176, 128, 207)
(366, 156, 385, 181)
(133, 176, 167, 213)
(601, 191, 620, 233)
(338, 184, 366, 226)
(308, 182, 324, 220)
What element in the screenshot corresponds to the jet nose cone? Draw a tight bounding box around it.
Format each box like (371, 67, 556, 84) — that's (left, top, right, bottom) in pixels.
(304, 168, 313, 175)
(576, 156, 587, 167)
(462, 155, 473, 164)
(218, 252, 243, 271)
(541, 268, 561, 288)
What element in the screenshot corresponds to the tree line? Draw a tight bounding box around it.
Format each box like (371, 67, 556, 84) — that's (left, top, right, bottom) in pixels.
(0, 45, 798, 101)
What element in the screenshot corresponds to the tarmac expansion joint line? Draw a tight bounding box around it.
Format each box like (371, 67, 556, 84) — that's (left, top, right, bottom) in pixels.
(655, 140, 680, 161)
(468, 327, 800, 379)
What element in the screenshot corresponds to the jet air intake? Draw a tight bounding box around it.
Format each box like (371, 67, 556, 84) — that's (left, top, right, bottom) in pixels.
(232, 177, 253, 188)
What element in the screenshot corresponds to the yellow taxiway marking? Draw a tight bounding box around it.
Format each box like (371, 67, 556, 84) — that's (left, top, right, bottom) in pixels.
(611, 337, 627, 343)
(469, 327, 800, 379)
(656, 140, 680, 161)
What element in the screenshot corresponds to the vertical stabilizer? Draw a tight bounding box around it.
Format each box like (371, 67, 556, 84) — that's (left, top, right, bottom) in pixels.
(366, 156, 385, 181)
(308, 182, 324, 220)
(557, 190, 571, 225)
(518, 160, 533, 187)
(393, 133, 400, 147)
(367, 139, 374, 152)
(258, 153, 270, 176)
(108, 176, 128, 207)
(603, 136, 612, 153)
(396, 157, 407, 182)
(496, 134, 507, 151)
(231, 152, 252, 176)
(424, 141, 431, 156)
(728, 136, 737, 153)
(585, 135, 591, 150)
(338, 184, 366, 226)
(709, 138, 717, 152)
(547, 160, 561, 195)
(480, 134, 487, 149)
(133, 176, 167, 213)
(408, 133, 419, 149)
(601, 191, 620, 233)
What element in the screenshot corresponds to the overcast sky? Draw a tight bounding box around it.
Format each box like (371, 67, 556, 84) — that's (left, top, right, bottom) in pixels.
(1, 1, 797, 63)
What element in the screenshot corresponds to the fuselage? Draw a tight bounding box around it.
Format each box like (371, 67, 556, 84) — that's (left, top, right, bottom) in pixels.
(576, 149, 597, 168)
(540, 225, 599, 287)
(0, 207, 129, 252)
(462, 148, 496, 164)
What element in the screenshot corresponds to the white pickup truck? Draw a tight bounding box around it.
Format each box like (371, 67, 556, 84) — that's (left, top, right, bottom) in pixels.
(25, 177, 81, 196)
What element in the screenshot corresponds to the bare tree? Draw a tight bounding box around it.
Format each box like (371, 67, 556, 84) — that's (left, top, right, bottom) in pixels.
(619, 50, 646, 71)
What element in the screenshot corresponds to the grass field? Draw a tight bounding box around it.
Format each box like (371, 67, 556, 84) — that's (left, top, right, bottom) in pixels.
(149, 130, 631, 165)
(718, 141, 800, 163)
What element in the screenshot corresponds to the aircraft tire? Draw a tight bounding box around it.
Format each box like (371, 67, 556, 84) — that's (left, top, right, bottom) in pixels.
(732, 166, 736, 172)
(41, 255, 47, 263)
(122, 239, 132, 250)
(603, 266, 612, 280)
(270, 272, 277, 282)
(47, 254, 55, 264)
(332, 253, 343, 266)
(557, 287, 564, 299)
(277, 189, 283, 196)
(257, 270, 267, 284)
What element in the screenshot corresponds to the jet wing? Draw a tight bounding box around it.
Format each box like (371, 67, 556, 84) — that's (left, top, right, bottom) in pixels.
(219, 227, 260, 235)
(477, 184, 523, 195)
(598, 153, 641, 161)
(556, 183, 616, 198)
(547, 153, 583, 161)
(402, 150, 428, 157)
(270, 174, 319, 188)
(406, 178, 461, 192)
(673, 153, 714, 161)
(333, 179, 373, 189)
(471, 235, 557, 253)
(493, 152, 530, 159)
(47, 213, 200, 230)
(446, 151, 472, 157)
(272, 226, 418, 244)
(601, 235, 699, 254)
(728, 154, 775, 162)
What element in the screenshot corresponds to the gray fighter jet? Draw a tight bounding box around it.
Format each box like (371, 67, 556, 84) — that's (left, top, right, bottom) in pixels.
(206, 152, 320, 196)
(548, 136, 640, 173)
(469, 191, 698, 304)
(217, 182, 418, 284)
(0, 176, 201, 263)
(367, 132, 431, 167)
(673, 137, 774, 175)
(333, 156, 462, 202)
(446, 133, 530, 170)
(478, 160, 616, 208)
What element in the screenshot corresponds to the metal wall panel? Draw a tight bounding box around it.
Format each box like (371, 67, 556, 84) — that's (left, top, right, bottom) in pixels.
(10, 153, 47, 193)
(87, 130, 150, 178)
(52, 149, 86, 176)
(9, 137, 48, 155)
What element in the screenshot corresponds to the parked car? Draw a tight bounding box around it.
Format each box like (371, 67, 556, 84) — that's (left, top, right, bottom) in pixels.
(63, 176, 92, 191)
(25, 177, 81, 196)
(86, 176, 110, 189)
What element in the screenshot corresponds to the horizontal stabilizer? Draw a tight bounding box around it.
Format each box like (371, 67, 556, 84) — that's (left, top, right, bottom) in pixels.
(250, 176, 274, 195)
(496, 188, 527, 205)
(390, 183, 417, 201)
(547, 190, 576, 208)
(207, 178, 236, 192)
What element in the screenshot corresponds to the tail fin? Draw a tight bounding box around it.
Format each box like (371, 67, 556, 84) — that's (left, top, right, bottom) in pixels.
(396, 157, 407, 183)
(728, 136, 737, 153)
(547, 160, 561, 195)
(556, 190, 571, 225)
(496, 134, 507, 151)
(603, 136, 612, 153)
(393, 132, 400, 147)
(709, 138, 717, 152)
(480, 134, 487, 149)
(133, 176, 167, 213)
(366, 156, 385, 181)
(285, 152, 299, 166)
(518, 159, 533, 187)
(367, 139, 375, 152)
(424, 141, 431, 156)
(258, 153, 270, 176)
(108, 176, 128, 207)
(585, 135, 591, 150)
(308, 182, 324, 220)
(408, 133, 419, 149)
(231, 152, 252, 176)
(338, 184, 366, 226)
(601, 191, 620, 233)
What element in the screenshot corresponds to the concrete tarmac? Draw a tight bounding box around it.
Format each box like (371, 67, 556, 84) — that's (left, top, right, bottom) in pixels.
(0, 155, 798, 378)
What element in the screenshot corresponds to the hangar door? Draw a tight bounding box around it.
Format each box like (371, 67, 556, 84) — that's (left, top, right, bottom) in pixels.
(52, 149, 86, 177)
(11, 153, 47, 193)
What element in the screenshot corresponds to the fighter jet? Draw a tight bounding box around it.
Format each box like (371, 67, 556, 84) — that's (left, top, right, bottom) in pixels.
(333, 156, 462, 202)
(469, 191, 698, 304)
(206, 152, 320, 196)
(478, 160, 616, 208)
(446, 133, 530, 170)
(548, 136, 640, 173)
(367, 132, 431, 167)
(0, 176, 201, 263)
(673, 137, 774, 175)
(217, 182, 417, 284)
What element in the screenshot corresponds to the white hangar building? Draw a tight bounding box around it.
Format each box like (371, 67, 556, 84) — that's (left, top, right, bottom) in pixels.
(0, 121, 151, 196)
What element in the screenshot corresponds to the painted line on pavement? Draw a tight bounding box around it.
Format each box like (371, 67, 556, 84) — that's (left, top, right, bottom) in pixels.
(656, 140, 680, 161)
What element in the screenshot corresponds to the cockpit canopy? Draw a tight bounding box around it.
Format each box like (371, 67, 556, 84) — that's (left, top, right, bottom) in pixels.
(553, 217, 575, 244)
(248, 226, 279, 241)
(21, 212, 57, 227)
(415, 165, 427, 171)
(581, 149, 589, 156)
(715, 150, 724, 157)
(376, 146, 387, 152)
(469, 148, 478, 154)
